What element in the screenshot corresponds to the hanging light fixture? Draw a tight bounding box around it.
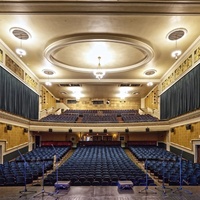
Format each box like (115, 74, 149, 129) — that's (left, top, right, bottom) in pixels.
(171, 37, 181, 60)
(10, 28, 30, 58)
(167, 28, 187, 60)
(43, 69, 55, 86)
(93, 56, 105, 80)
(45, 76, 52, 86)
(16, 34, 26, 58)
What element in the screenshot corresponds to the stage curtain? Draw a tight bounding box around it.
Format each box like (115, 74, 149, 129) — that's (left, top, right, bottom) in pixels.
(0, 66, 39, 119)
(160, 63, 200, 120)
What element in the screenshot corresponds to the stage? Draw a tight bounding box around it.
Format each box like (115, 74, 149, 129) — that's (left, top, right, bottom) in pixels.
(0, 185, 200, 200)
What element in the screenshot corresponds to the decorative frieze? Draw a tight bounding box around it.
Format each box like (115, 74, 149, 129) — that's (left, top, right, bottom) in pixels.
(25, 73, 38, 91)
(5, 54, 24, 80)
(162, 54, 192, 91)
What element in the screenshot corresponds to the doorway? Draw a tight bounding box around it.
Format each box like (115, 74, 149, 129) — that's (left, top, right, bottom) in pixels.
(0, 145, 2, 164)
(35, 135, 41, 148)
(197, 145, 200, 163)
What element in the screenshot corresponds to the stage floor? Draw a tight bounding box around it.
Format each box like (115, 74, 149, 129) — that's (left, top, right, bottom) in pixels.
(0, 185, 200, 200)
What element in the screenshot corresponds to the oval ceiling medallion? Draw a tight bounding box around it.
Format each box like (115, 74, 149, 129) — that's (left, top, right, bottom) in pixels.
(44, 34, 154, 73)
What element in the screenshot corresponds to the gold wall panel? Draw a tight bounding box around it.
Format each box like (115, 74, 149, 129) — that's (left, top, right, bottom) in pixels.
(145, 85, 158, 110)
(170, 121, 200, 150)
(0, 123, 28, 151)
(41, 86, 56, 110)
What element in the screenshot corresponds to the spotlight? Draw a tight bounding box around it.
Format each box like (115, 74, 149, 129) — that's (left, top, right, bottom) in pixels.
(125, 128, 129, 133)
(146, 127, 150, 132)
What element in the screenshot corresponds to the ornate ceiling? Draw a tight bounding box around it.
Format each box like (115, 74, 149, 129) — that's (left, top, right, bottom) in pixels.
(1, 1, 200, 100)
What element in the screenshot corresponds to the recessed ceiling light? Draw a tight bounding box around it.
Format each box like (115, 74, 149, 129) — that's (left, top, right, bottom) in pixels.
(144, 69, 157, 76)
(133, 92, 139, 95)
(147, 82, 153, 86)
(60, 91, 67, 95)
(45, 81, 52, 86)
(42, 69, 55, 87)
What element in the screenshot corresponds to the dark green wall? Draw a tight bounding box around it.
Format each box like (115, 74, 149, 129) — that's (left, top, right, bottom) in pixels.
(3, 146, 28, 163)
(170, 145, 194, 161)
(158, 142, 167, 149)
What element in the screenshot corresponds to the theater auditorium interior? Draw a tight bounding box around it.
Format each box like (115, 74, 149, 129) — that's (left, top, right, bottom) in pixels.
(1, 1, 200, 200)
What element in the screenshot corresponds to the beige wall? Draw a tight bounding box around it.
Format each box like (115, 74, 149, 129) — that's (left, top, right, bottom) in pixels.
(63, 97, 140, 110)
(128, 131, 167, 142)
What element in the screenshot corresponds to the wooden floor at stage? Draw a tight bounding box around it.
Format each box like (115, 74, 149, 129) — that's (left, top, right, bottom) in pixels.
(0, 185, 200, 200)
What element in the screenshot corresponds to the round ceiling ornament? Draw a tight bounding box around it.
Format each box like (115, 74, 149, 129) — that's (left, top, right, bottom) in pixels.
(44, 33, 154, 73)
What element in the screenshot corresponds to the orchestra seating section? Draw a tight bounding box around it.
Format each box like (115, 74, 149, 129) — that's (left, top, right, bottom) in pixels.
(129, 146, 200, 186)
(40, 109, 158, 123)
(43, 146, 155, 186)
(0, 146, 70, 186)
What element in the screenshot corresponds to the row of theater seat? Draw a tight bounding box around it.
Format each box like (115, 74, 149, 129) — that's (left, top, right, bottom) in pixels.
(129, 146, 178, 161)
(40, 114, 78, 123)
(122, 114, 158, 122)
(15, 146, 70, 162)
(0, 160, 53, 186)
(44, 146, 155, 186)
(63, 109, 138, 115)
(0, 146, 70, 186)
(129, 146, 200, 186)
(40, 110, 158, 123)
(82, 114, 118, 123)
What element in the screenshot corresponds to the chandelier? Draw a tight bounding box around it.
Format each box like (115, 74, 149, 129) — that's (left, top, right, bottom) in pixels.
(93, 56, 105, 80)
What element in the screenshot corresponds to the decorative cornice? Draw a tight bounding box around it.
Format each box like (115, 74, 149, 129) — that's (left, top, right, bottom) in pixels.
(0, 110, 29, 125)
(1, 1, 200, 15)
(169, 109, 200, 125)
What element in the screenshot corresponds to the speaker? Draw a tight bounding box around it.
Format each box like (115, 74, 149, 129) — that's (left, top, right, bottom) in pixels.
(89, 129, 93, 133)
(69, 128, 72, 133)
(103, 129, 107, 133)
(170, 128, 175, 132)
(146, 127, 150, 132)
(186, 124, 192, 130)
(7, 125, 12, 130)
(49, 128, 53, 132)
(24, 128, 28, 133)
(125, 128, 129, 133)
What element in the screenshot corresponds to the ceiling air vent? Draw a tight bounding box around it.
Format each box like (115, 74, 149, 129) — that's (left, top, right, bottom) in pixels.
(119, 83, 142, 87)
(59, 84, 81, 87)
(92, 100, 104, 105)
(67, 99, 77, 104)
(130, 84, 142, 87)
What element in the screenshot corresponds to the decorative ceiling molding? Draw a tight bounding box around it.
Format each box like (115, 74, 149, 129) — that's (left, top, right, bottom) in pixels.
(44, 33, 154, 73)
(1, 1, 200, 15)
